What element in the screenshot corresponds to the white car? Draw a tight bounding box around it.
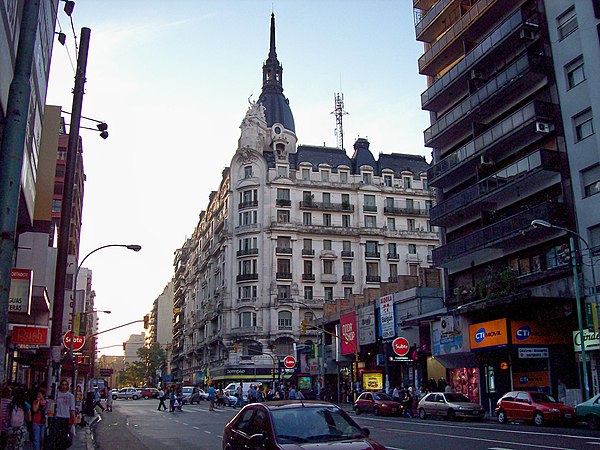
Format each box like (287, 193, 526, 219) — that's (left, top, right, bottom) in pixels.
(113, 387, 140, 400)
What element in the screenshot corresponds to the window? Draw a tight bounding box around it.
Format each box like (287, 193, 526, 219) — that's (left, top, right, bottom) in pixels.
(364, 194, 376, 207)
(366, 241, 378, 254)
(546, 243, 570, 269)
(303, 239, 312, 250)
(557, 6, 577, 40)
(422, 178, 428, 190)
(278, 311, 292, 329)
(340, 171, 348, 183)
(239, 311, 256, 328)
(362, 172, 372, 184)
(277, 210, 290, 223)
(303, 191, 313, 203)
(342, 193, 350, 205)
(384, 175, 392, 187)
(323, 260, 333, 275)
(388, 243, 397, 254)
(583, 165, 600, 197)
(239, 259, 257, 275)
(304, 286, 313, 300)
(277, 285, 291, 299)
(425, 200, 433, 211)
(277, 165, 288, 177)
(322, 192, 331, 205)
(428, 245, 435, 258)
(427, 220, 433, 232)
(574, 109, 594, 141)
(343, 241, 352, 252)
(343, 262, 352, 276)
(323, 213, 332, 226)
(302, 168, 311, 180)
(408, 219, 416, 231)
(566, 56, 585, 89)
(387, 218, 396, 230)
(277, 236, 291, 250)
(366, 262, 379, 277)
(590, 224, 600, 252)
(277, 259, 291, 274)
(321, 170, 330, 181)
(364, 215, 377, 228)
(239, 237, 257, 251)
(239, 210, 257, 226)
(406, 199, 414, 210)
(344, 288, 352, 299)
(239, 285, 257, 300)
(304, 260, 313, 274)
(385, 197, 394, 208)
(324, 287, 334, 301)
(403, 177, 412, 189)
(342, 215, 351, 227)
(408, 263, 419, 276)
(389, 264, 398, 278)
(303, 213, 312, 225)
(244, 165, 253, 178)
(277, 188, 290, 201)
(409, 244, 417, 254)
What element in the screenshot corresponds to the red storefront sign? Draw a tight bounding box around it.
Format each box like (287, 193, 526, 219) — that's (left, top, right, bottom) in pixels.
(12, 326, 48, 346)
(340, 311, 357, 355)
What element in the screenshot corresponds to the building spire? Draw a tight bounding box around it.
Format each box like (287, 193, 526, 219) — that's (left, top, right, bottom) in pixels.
(262, 13, 283, 94)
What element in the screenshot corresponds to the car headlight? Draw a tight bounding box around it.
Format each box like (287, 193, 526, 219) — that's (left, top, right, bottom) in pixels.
(549, 408, 560, 413)
(457, 407, 466, 410)
(381, 403, 387, 408)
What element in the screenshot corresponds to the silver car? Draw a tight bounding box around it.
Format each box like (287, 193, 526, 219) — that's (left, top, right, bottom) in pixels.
(418, 392, 484, 421)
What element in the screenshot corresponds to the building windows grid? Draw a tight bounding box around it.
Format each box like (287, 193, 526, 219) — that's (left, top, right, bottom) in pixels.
(566, 56, 585, 90)
(574, 109, 594, 142)
(557, 6, 578, 41)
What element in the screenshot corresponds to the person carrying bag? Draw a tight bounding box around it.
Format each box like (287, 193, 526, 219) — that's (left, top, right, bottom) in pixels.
(6, 388, 31, 450)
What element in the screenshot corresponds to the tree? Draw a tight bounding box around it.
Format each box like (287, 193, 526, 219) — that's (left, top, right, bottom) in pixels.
(118, 361, 146, 387)
(137, 342, 166, 384)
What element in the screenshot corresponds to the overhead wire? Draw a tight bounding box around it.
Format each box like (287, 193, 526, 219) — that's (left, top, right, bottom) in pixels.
(56, 16, 75, 73)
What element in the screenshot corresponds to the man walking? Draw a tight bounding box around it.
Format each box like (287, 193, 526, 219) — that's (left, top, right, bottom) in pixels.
(208, 384, 216, 411)
(51, 380, 76, 449)
(157, 388, 167, 411)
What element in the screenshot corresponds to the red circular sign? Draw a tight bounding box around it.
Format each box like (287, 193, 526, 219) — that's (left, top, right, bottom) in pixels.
(63, 331, 86, 352)
(283, 355, 296, 369)
(392, 337, 410, 357)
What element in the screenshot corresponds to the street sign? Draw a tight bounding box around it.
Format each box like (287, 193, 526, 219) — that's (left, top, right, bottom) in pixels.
(283, 355, 296, 369)
(62, 330, 85, 351)
(99, 368, 113, 377)
(392, 337, 410, 356)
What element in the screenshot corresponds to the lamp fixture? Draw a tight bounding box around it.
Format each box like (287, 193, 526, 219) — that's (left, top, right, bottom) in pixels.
(55, 32, 66, 46)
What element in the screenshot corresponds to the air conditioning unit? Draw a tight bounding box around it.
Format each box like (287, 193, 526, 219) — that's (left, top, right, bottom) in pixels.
(440, 316, 455, 333)
(535, 122, 552, 133)
(470, 69, 484, 80)
(520, 28, 535, 40)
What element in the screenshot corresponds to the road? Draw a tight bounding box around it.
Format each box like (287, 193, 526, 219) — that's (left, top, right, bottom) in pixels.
(95, 399, 600, 449)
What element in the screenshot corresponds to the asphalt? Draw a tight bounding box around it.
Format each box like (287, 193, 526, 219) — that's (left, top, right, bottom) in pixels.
(92, 407, 149, 450)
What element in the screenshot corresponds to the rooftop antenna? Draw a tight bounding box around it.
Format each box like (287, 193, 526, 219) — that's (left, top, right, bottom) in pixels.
(332, 76, 348, 150)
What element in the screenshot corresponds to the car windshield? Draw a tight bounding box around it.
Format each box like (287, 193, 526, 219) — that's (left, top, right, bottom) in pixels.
(444, 393, 470, 403)
(271, 406, 365, 444)
(373, 393, 391, 401)
(530, 393, 557, 403)
(182, 387, 193, 394)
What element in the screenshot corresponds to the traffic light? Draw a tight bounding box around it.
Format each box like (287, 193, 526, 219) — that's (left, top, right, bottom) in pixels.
(143, 315, 149, 329)
(301, 320, 307, 333)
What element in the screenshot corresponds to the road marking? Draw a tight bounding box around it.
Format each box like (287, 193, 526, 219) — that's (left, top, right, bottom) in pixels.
(354, 416, 600, 441)
(204, 430, 211, 435)
(182, 422, 188, 426)
(488, 448, 515, 450)
(217, 435, 223, 439)
(385, 428, 574, 450)
(193, 426, 199, 430)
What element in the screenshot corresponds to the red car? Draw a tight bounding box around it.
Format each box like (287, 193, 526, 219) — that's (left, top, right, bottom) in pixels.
(354, 392, 402, 416)
(223, 400, 386, 449)
(495, 391, 575, 426)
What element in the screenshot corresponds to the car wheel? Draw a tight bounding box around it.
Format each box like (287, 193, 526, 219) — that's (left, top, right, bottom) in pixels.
(143, 395, 149, 400)
(374, 407, 380, 416)
(447, 409, 456, 421)
(112, 395, 117, 400)
(354, 406, 361, 415)
(588, 415, 600, 430)
(418, 408, 427, 420)
(533, 411, 543, 427)
(497, 409, 507, 424)
(132, 395, 139, 400)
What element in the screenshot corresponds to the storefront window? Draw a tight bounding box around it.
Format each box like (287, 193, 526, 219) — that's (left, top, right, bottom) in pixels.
(449, 368, 480, 404)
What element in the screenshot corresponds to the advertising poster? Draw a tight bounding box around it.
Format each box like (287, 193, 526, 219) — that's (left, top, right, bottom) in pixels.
(363, 372, 383, 391)
(9, 269, 32, 314)
(469, 318, 508, 350)
(340, 311, 357, 355)
(358, 304, 376, 346)
(378, 294, 395, 340)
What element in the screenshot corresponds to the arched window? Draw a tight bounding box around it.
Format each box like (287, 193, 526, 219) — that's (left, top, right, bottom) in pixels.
(278, 311, 292, 330)
(239, 311, 256, 328)
(274, 337, 294, 357)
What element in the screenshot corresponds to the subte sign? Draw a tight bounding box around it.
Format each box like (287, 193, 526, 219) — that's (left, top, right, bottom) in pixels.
(63, 331, 85, 351)
(392, 337, 410, 357)
(283, 355, 296, 369)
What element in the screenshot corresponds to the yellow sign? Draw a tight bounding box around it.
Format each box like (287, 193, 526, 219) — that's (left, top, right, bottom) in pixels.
(512, 371, 550, 388)
(469, 318, 508, 350)
(362, 372, 383, 391)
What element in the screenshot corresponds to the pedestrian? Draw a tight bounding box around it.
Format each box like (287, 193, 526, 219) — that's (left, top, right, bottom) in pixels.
(6, 387, 31, 450)
(106, 388, 113, 412)
(557, 379, 567, 404)
(392, 385, 401, 403)
(402, 389, 413, 418)
(296, 389, 305, 400)
(51, 380, 76, 450)
(248, 385, 257, 403)
(444, 383, 453, 393)
(157, 388, 167, 411)
(93, 389, 105, 412)
(235, 383, 244, 408)
(176, 389, 184, 411)
(289, 385, 297, 400)
(31, 389, 47, 450)
(208, 384, 216, 411)
(0, 386, 12, 449)
(169, 387, 176, 412)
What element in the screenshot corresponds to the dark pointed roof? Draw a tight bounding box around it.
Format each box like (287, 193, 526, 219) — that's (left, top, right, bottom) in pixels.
(258, 14, 295, 133)
(351, 138, 377, 173)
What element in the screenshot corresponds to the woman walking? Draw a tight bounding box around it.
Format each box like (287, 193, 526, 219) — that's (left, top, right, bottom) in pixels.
(31, 389, 47, 450)
(5, 388, 31, 450)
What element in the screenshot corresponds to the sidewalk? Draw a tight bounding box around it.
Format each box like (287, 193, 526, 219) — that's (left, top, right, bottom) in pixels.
(22, 413, 96, 450)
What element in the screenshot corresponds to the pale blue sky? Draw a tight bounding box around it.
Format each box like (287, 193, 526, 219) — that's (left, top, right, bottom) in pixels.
(45, 0, 430, 355)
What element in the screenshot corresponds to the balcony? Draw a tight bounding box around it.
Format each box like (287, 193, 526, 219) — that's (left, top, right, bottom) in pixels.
(384, 205, 429, 216)
(235, 223, 261, 234)
(415, 0, 456, 42)
(302, 249, 315, 257)
(413, 0, 437, 9)
(237, 297, 258, 304)
(366, 275, 381, 283)
(237, 247, 259, 257)
(388, 276, 399, 283)
(321, 274, 338, 284)
(427, 101, 555, 189)
(387, 252, 400, 260)
(424, 53, 547, 149)
(276, 198, 291, 207)
(276, 272, 293, 280)
(302, 273, 315, 281)
(238, 200, 258, 210)
(231, 326, 262, 336)
(320, 250, 337, 259)
(363, 205, 377, 212)
(418, 0, 519, 76)
(341, 251, 354, 258)
(299, 201, 354, 212)
(421, 7, 541, 112)
(276, 247, 292, 254)
(430, 149, 561, 227)
(432, 201, 566, 271)
(365, 251, 380, 259)
(342, 274, 354, 283)
(236, 273, 259, 282)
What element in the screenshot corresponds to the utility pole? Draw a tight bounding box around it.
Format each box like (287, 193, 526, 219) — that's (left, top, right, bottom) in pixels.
(0, 0, 41, 383)
(49, 27, 91, 395)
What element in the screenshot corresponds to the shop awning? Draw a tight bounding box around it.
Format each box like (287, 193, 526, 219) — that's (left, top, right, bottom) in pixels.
(434, 352, 479, 368)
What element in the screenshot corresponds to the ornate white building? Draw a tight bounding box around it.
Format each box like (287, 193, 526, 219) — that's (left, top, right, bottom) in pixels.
(171, 14, 438, 386)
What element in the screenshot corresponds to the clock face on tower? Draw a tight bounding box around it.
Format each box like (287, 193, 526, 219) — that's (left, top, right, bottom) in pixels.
(273, 125, 282, 135)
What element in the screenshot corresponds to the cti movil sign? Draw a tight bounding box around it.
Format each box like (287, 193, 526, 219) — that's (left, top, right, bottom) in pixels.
(469, 318, 508, 350)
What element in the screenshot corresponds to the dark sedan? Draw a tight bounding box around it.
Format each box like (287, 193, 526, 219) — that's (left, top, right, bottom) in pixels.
(354, 392, 402, 416)
(223, 400, 386, 449)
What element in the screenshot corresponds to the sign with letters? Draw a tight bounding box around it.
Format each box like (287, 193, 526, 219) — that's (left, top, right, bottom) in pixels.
(378, 294, 395, 340)
(511, 321, 569, 345)
(340, 312, 357, 355)
(469, 318, 508, 350)
(9, 269, 32, 314)
(518, 347, 549, 359)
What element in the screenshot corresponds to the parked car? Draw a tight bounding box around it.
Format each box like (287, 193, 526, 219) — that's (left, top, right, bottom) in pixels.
(182, 386, 201, 404)
(496, 391, 575, 426)
(418, 392, 484, 421)
(575, 393, 600, 429)
(113, 387, 140, 400)
(223, 401, 386, 449)
(139, 388, 160, 400)
(353, 392, 402, 416)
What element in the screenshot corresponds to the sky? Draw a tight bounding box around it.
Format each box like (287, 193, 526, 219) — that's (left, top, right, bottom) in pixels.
(45, 0, 431, 357)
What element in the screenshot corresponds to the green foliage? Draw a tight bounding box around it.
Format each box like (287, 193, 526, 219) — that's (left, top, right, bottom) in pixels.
(137, 342, 166, 380)
(118, 361, 146, 387)
(455, 267, 519, 303)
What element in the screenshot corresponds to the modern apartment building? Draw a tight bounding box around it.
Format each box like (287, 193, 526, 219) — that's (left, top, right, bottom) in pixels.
(414, 0, 599, 409)
(170, 14, 439, 387)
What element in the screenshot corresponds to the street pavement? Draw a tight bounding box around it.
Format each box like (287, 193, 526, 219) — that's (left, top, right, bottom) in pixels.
(95, 398, 600, 450)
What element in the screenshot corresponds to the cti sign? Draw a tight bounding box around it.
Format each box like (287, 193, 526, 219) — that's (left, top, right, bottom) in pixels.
(469, 318, 508, 350)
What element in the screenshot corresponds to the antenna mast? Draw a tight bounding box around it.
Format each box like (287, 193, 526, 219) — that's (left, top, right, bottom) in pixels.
(332, 92, 348, 150)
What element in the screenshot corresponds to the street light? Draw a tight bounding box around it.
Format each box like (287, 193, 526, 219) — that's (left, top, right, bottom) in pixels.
(531, 219, 597, 400)
(68, 244, 141, 392)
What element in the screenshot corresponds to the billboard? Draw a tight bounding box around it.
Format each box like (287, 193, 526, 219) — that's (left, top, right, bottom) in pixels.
(469, 318, 508, 350)
(378, 294, 395, 340)
(9, 269, 32, 314)
(340, 312, 357, 355)
(511, 321, 569, 345)
(358, 304, 376, 345)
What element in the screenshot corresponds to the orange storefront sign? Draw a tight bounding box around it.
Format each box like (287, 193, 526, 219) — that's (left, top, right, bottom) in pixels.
(511, 321, 569, 345)
(469, 319, 508, 350)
